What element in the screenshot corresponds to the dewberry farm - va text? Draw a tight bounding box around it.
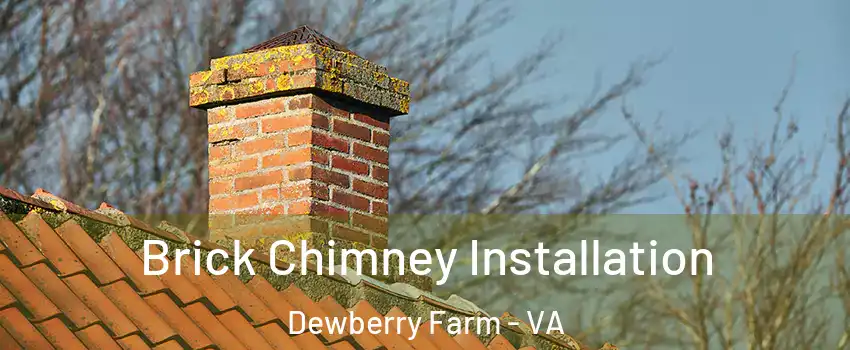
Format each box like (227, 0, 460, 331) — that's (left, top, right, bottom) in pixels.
(143, 239, 713, 285)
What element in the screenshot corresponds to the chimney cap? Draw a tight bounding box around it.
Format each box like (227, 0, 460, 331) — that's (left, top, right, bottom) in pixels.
(244, 25, 354, 54)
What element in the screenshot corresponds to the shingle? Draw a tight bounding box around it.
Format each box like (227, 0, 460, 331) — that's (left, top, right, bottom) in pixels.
(62, 274, 139, 338)
(0, 210, 47, 267)
(16, 212, 86, 276)
(115, 334, 149, 349)
(453, 333, 489, 350)
(318, 296, 383, 350)
(0, 325, 22, 349)
(254, 323, 299, 350)
(0, 255, 61, 321)
(487, 335, 518, 350)
(21, 263, 99, 329)
(100, 232, 167, 295)
(33, 317, 88, 350)
(421, 321, 465, 350)
(144, 292, 213, 349)
(176, 255, 238, 312)
(216, 309, 275, 350)
(245, 276, 302, 331)
(210, 272, 276, 325)
(73, 324, 122, 350)
(349, 300, 413, 350)
(53, 220, 125, 285)
(182, 302, 246, 350)
(100, 280, 177, 344)
(0, 307, 53, 349)
(387, 306, 437, 349)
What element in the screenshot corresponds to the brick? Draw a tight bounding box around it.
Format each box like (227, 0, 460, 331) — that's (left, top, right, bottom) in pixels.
(209, 122, 258, 143)
(352, 213, 387, 234)
(334, 120, 371, 141)
(372, 235, 388, 249)
(333, 225, 370, 244)
(331, 156, 368, 176)
(371, 201, 388, 216)
(237, 135, 286, 155)
(261, 113, 328, 133)
(371, 166, 389, 183)
(210, 180, 233, 195)
(289, 166, 350, 188)
(313, 133, 349, 152)
(209, 144, 232, 162)
(262, 148, 312, 168)
(353, 113, 388, 131)
(353, 143, 388, 164)
(234, 171, 283, 191)
(209, 158, 258, 178)
(331, 189, 370, 212)
(280, 182, 329, 201)
(372, 131, 390, 147)
(353, 179, 388, 200)
(210, 193, 259, 211)
(208, 108, 232, 124)
(286, 202, 348, 223)
(234, 98, 288, 119)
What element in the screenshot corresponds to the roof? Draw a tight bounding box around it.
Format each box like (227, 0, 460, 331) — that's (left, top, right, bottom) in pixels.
(0, 186, 615, 350)
(244, 25, 353, 54)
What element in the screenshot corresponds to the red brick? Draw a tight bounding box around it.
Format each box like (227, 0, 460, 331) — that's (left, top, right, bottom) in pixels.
(289, 166, 350, 188)
(353, 179, 388, 200)
(333, 225, 370, 244)
(372, 131, 390, 147)
(352, 213, 387, 234)
(312, 203, 350, 223)
(237, 135, 286, 155)
(209, 144, 232, 162)
(207, 108, 231, 124)
(209, 122, 258, 143)
(372, 235, 388, 249)
(353, 113, 389, 130)
(234, 98, 287, 119)
(371, 166, 389, 182)
(331, 189, 370, 212)
(334, 120, 371, 142)
(209, 158, 258, 178)
(371, 201, 388, 216)
(261, 113, 328, 133)
(331, 156, 369, 175)
(210, 180, 233, 195)
(262, 148, 312, 168)
(313, 133, 349, 152)
(280, 182, 329, 201)
(353, 143, 388, 164)
(210, 193, 259, 211)
(234, 171, 283, 191)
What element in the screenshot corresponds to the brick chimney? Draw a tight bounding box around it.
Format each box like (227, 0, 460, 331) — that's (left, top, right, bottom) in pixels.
(188, 26, 408, 255)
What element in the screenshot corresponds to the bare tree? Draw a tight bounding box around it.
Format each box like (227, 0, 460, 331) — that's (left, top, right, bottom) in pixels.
(0, 1, 676, 346)
(607, 71, 850, 348)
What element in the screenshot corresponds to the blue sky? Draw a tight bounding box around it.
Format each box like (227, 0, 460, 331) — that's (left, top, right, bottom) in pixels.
(482, 0, 850, 213)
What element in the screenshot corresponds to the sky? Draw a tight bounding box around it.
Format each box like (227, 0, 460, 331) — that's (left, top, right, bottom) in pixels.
(481, 0, 850, 213)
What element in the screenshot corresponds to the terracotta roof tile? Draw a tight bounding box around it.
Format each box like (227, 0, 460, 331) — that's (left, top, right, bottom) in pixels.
(21, 263, 98, 329)
(74, 325, 122, 350)
(33, 317, 88, 350)
(116, 334, 150, 349)
(387, 306, 438, 349)
(254, 322, 300, 349)
(16, 212, 86, 276)
(216, 309, 276, 350)
(0, 185, 605, 350)
(421, 321, 465, 350)
(61, 274, 139, 338)
(318, 296, 383, 350)
(0, 211, 47, 267)
(0, 307, 54, 349)
(0, 325, 22, 349)
(487, 335, 518, 350)
(143, 292, 213, 349)
(100, 232, 166, 295)
(350, 300, 414, 350)
(453, 333, 490, 350)
(181, 302, 246, 350)
(100, 280, 177, 344)
(176, 255, 238, 312)
(0, 255, 61, 321)
(210, 272, 277, 324)
(54, 220, 125, 285)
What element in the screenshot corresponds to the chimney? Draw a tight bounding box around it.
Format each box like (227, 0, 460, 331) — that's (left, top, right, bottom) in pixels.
(188, 26, 408, 257)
